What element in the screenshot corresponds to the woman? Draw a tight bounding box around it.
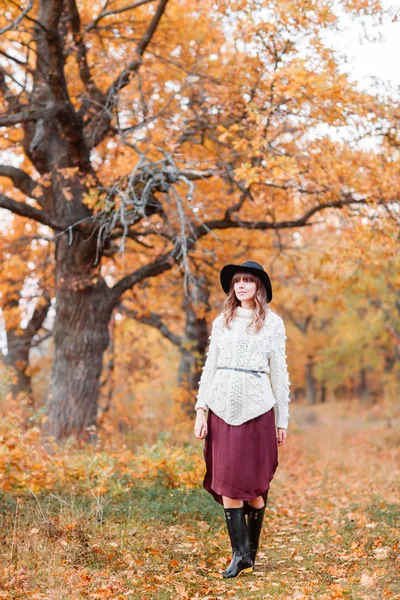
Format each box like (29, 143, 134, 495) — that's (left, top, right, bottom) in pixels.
(194, 260, 290, 578)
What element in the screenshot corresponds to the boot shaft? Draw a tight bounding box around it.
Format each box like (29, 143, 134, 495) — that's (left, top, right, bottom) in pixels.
(248, 505, 266, 563)
(224, 507, 251, 555)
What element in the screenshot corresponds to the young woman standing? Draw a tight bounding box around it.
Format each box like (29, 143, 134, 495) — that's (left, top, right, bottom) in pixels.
(194, 260, 290, 578)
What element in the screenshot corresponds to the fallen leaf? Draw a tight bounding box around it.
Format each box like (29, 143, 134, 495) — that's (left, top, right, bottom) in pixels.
(373, 547, 389, 560)
(360, 572, 377, 588)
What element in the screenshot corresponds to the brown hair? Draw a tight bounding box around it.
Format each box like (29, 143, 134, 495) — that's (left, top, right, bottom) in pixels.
(222, 271, 270, 333)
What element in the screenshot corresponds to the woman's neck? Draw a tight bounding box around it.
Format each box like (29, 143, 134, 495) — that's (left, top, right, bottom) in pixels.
(240, 300, 255, 310)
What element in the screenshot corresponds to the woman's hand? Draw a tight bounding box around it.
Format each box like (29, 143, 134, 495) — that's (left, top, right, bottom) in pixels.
(194, 409, 208, 439)
(276, 428, 287, 446)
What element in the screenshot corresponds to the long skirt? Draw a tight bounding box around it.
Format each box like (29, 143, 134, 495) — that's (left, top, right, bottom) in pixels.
(203, 407, 279, 508)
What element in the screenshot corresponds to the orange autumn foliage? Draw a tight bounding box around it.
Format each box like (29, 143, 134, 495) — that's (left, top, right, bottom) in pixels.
(0, 414, 204, 495)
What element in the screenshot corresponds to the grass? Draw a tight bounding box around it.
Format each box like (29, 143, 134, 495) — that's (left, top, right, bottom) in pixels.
(0, 400, 399, 599)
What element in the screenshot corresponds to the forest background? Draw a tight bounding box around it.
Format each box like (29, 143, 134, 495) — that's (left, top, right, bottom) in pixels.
(0, 0, 399, 598)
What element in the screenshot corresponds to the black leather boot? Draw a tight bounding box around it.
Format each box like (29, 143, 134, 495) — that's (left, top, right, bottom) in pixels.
(222, 507, 254, 578)
(248, 504, 266, 565)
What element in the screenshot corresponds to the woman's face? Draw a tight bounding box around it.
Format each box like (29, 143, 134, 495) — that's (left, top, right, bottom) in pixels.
(234, 277, 257, 302)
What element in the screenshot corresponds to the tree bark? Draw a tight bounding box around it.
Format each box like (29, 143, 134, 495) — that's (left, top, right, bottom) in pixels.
(47, 231, 114, 440)
(177, 276, 210, 414)
(98, 312, 116, 427)
(3, 296, 51, 400)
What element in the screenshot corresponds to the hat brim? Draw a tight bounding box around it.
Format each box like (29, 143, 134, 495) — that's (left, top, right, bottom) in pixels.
(220, 264, 273, 303)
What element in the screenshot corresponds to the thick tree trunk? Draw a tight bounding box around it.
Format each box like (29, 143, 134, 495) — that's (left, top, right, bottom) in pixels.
(19, 5, 111, 439)
(47, 233, 114, 441)
(48, 281, 113, 440)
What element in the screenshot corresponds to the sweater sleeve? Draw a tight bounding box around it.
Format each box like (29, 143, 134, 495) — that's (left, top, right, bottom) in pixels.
(269, 317, 291, 429)
(194, 316, 221, 411)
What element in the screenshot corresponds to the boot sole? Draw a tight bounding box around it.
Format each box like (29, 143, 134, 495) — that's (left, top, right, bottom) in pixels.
(223, 567, 254, 579)
(238, 567, 253, 576)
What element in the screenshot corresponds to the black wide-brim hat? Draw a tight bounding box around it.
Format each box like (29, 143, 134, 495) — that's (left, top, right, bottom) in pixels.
(220, 261, 273, 303)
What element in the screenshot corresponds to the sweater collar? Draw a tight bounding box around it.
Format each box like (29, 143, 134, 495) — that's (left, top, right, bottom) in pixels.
(234, 306, 254, 320)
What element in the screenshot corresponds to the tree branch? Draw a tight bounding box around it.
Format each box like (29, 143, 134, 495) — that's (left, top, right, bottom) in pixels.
(0, 0, 33, 36)
(109, 195, 371, 303)
(0, 107, 56, 127)
(22, 294, 52, 341)
(44, 0, 77, 105)
(0, 65, 20, 110)
(109, 0, 169, 93)
(86, 0, 169, 148)
(110, 250, 174, 303)
(193, 197, 369, 239)
(0, 48, 28, 68)
(85, 0, 156, 32)
(0, 193, 64, 230)
(109, 229, 156, 248)
(0, 165, 39, 196)
(281, 308, 312, 334)
(66, 0, 105, 103)
(120, 303, 182, 346)
(224, 188, 250, 220)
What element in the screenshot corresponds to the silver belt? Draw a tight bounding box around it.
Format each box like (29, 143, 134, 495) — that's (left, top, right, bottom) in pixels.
(218, 367, 265, 378)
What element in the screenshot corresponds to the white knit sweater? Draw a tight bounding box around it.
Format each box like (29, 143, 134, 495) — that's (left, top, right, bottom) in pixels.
(195, 306, 291, 429)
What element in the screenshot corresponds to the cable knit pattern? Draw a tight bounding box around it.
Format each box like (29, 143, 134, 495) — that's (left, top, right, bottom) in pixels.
(195, 306, 291, 429)
(269, 317, 291, 429)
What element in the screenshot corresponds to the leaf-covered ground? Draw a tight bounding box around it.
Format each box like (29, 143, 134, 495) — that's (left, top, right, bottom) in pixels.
(0, 401, 399, 599)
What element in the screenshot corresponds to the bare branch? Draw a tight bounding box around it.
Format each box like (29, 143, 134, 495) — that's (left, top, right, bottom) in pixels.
(0, 48, 28, 68)
(85, 0, 156, 32)
(93, 154, 221, 265)
(174, 168, 222, 181)
(0, 193, 64, 230)
(0, 0, 33, 36)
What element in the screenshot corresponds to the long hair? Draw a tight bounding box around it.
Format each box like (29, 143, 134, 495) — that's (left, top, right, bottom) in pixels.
(222, 271, 270, 333)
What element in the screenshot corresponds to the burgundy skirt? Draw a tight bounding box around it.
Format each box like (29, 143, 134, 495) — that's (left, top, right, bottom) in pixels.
(203, 407, 279, 507)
